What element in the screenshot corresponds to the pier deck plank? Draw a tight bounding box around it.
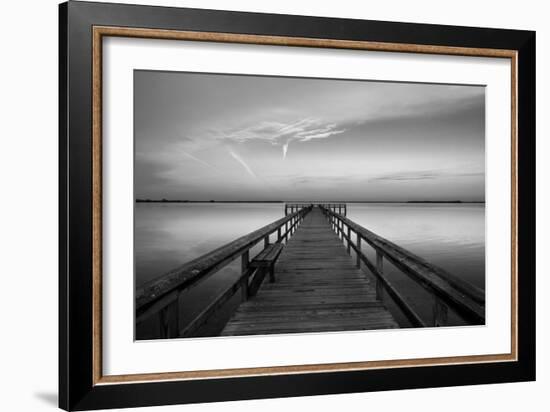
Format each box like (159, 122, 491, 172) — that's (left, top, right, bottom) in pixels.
(221, 207, 398, 336)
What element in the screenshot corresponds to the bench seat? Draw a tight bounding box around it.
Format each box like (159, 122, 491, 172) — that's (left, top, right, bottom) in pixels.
(250, 243, 284, 283)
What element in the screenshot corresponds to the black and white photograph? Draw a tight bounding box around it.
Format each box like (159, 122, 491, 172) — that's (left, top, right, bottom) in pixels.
(2, 0, 543, 410)
(135, 71, 486, 340)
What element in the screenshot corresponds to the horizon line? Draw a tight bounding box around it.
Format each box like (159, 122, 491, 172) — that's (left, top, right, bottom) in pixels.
(135, 199, 485, 203)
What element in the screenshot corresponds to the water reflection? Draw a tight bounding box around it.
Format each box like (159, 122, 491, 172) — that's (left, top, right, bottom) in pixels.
(135, 203, 283, 286)
(348, 203, 485, 289)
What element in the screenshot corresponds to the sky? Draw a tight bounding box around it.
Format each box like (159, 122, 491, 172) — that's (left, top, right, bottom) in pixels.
(134, 70, 485, 201)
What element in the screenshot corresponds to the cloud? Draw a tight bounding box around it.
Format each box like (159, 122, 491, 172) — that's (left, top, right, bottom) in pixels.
(371, 170, 484, 182)
(298, 129, 346, 141)
(294, 123, 346, 141)
(372, 172, 440, 181)
(180, 150, 219, 171)
(282, 142, 289, 160)
(290, 175, 358, 186)
(212, 117, 347, 159)
(228, 149, 257, 178)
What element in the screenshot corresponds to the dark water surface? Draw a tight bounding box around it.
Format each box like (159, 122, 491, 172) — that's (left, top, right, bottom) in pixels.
(135, 203, 485, 337)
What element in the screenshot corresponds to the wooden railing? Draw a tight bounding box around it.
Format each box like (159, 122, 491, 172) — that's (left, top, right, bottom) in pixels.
(319, 205, 485, 327)
(285, 203, 346, 216)
(319, 203, 347, 216)
(136, 206, 312, 339)
(285, 203, 313, 215)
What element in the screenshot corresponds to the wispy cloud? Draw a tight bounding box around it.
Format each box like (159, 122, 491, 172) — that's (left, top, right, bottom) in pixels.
(288, 175, 360, 187)
(228, 149, 257, 178)
(213, 117, 346, 159)
(371, 170, 484, 182)
(372, 172, 440, 181)
(282, 142, 289, 160)
(180, 150, 218, 171)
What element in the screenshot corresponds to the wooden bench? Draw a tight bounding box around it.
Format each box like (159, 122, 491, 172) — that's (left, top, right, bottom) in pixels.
(250, 243, 284, 283)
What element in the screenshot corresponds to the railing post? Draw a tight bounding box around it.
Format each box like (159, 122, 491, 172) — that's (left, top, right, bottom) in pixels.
(241, 251, 249, 302)
(277, 227, 282, 242)
(264, 235, 269, 248)
(375, 251, 384, 301)
(356, 233, 361, 268)
(347, 226, 351, 254)
(376, 250, 384, 272)
(159, 295, 180, 338)
(433, 298, 449, 326)
(285, 221, 288, 240)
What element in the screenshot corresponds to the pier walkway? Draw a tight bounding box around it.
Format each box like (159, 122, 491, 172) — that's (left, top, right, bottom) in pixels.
(221, 208, 398, 335)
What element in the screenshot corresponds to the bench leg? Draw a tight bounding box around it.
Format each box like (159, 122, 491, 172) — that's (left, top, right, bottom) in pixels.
(241, 277, 249, 302)
(269, 265, 275, 283)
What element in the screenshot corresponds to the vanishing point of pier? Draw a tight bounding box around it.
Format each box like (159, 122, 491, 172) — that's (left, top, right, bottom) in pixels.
(136, 204, 485, 339)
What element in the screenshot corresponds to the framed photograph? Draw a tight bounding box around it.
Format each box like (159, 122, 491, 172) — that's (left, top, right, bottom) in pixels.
(59, 1, 536, 410)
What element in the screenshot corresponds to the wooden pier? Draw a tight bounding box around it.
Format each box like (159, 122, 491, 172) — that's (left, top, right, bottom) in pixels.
(136, 203, 485, 340)
(221, 207, 397, 336)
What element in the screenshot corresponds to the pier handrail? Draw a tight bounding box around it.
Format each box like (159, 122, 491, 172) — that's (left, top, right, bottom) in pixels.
(285, 203, 313, 215)
(285, 203, 346, 216)
(318, 203, 347, 216)
(319, 205, 485, 326)
(136, 206, 311, 338)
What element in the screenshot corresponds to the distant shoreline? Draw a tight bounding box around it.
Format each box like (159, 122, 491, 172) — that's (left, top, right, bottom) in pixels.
(135, 199, 485, 204)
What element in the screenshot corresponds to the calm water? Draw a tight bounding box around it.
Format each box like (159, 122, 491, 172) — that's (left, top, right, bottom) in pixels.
(135, 203, 485, 337)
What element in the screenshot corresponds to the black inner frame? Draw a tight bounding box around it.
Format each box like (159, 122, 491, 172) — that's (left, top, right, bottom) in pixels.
(59, 1, 536, 410)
